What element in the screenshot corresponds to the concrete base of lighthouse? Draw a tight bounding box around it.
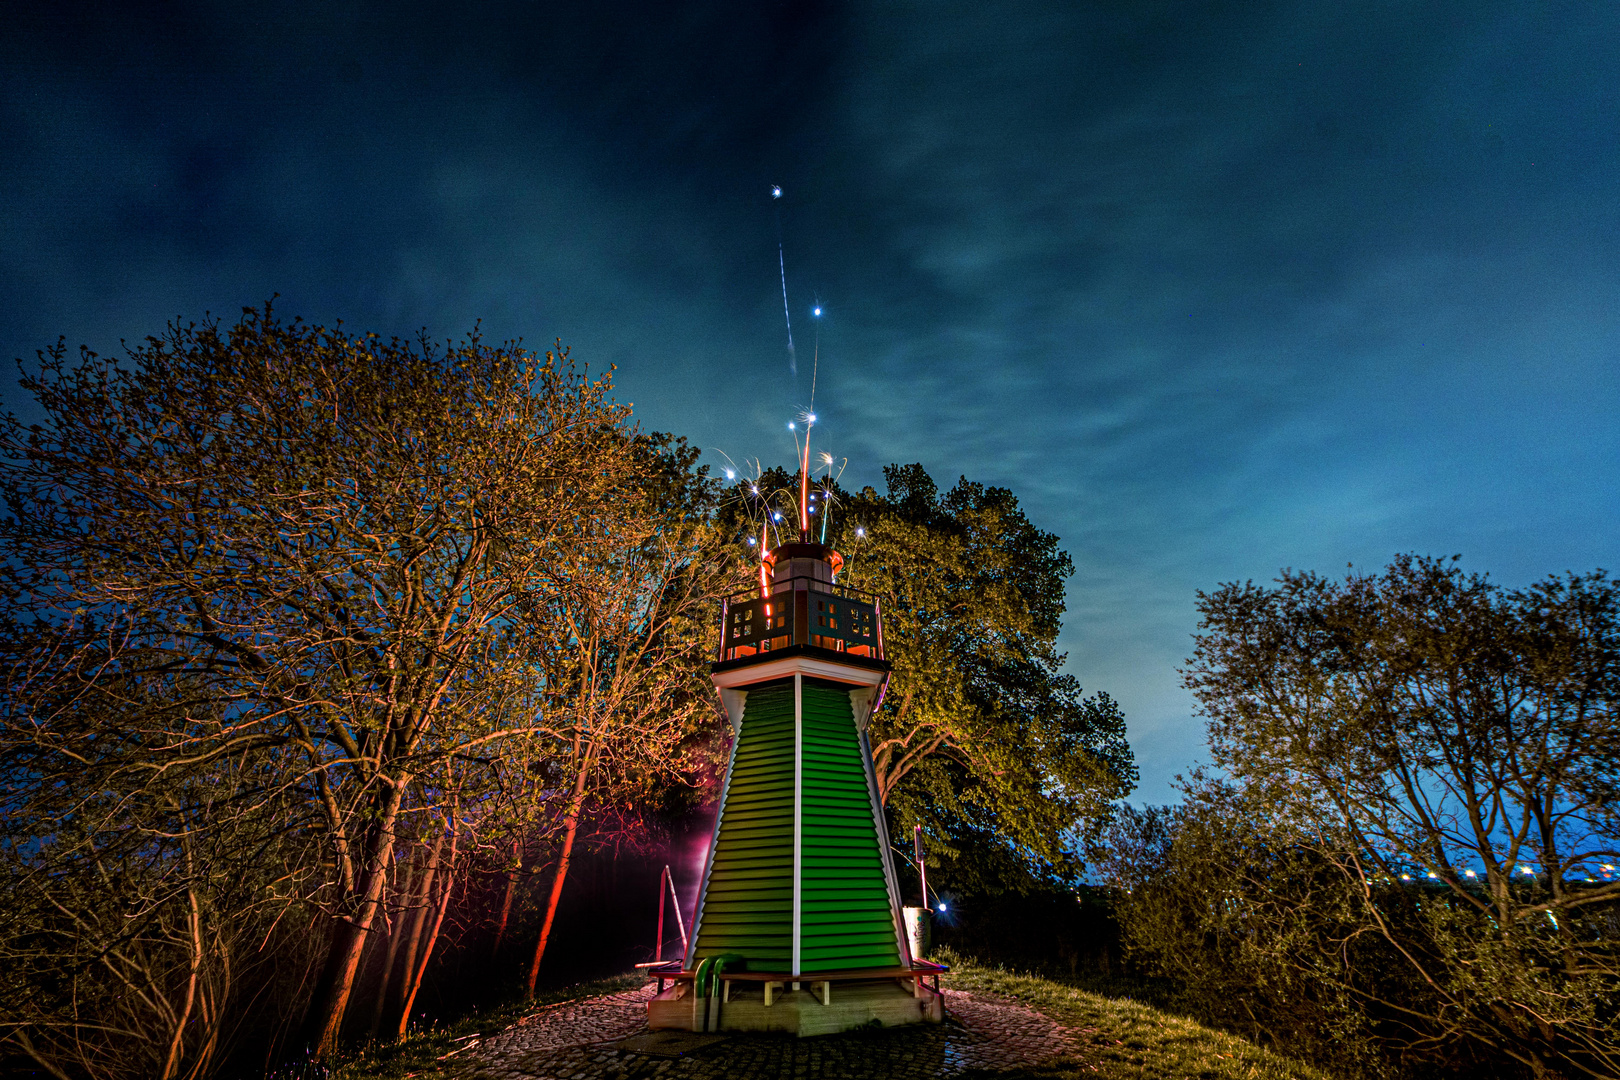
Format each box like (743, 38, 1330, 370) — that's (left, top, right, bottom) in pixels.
(648, 975, 943, 1035)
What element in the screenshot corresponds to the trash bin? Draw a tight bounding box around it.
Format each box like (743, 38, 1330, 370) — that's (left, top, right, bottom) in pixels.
(903, 906, 932, 960)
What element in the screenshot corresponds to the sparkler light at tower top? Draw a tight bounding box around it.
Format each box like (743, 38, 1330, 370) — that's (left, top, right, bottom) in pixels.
(798, 410, 814, 539)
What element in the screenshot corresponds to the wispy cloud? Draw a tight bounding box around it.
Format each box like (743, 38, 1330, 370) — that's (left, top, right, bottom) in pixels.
(2, 0, 1616, 801)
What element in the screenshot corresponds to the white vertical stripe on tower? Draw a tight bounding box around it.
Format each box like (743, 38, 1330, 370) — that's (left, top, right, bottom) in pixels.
(792, 672, 803, 977)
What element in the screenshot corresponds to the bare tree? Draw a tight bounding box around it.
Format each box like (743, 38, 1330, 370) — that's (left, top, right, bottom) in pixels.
(1185, 554, 1620, 1078)
(520, 434, 739, 994)
(0, 306, 644, 1057)
(0, 673, 323, 1080)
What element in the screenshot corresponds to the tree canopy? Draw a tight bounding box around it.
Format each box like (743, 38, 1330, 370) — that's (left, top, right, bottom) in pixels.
(0, 304, 1129, 1078)
(0, 306, 736, 1073)
(721, 462, 1135, 893)
(1102, 554, 1620, 1079)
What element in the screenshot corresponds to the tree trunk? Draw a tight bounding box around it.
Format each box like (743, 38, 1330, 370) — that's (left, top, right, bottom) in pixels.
(492, 840, 521, 957)
(525, 771, 589, 997)
(396, 818, 460, 1038)
(159, 877, 204, 1080)
(392, 830, 446, 1030)
(367, 851, 419, 1040)
(305, 785, 404, 1059)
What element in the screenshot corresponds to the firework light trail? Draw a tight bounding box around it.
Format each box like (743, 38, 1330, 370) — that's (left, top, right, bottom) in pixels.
(774, 184, 795, 377)
(809, 297, 822, 417)
(817, 451, 845, 544)
(708, 188, 869, 597)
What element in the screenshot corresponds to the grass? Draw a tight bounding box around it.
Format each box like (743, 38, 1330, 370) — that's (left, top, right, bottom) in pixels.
(937, 951, 1336, 1080)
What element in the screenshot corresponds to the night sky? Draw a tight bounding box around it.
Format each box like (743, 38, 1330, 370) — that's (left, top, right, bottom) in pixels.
(4, 2, 1618, 804)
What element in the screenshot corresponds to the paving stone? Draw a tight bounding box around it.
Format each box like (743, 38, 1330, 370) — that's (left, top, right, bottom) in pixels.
(439, 981, 1084, 1079)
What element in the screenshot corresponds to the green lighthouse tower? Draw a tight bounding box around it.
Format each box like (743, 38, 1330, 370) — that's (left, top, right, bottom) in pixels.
(647, 526, 944, 1033)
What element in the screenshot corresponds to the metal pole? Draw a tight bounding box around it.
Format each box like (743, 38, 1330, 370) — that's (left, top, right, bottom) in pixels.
(667, 866, 689, 953)
(718, 599, 729, 662)
(656, 866, 667, 963)
(914, 824, 928, 907)
(874, 598, 885, 659)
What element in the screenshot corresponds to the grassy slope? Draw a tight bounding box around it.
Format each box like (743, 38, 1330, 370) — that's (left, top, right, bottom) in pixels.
(322, 963, 1332, 1080)
(940, 958, 1335, 1080)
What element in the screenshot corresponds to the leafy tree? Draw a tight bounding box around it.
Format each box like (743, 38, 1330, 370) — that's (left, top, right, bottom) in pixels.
(1095, 795, 1406, 1079)
(722, 462, 1135, 893)
(0, 305, 688, 1059)
(1171, 554, 1620, 1078)
(518, 432, 742, 995)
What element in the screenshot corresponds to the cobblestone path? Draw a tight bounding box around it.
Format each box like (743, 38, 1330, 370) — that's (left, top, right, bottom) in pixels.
(440, 981, 1084, 1079)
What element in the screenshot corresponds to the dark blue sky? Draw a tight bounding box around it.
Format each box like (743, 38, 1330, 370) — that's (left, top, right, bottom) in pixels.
(4, 2, 1617, 803)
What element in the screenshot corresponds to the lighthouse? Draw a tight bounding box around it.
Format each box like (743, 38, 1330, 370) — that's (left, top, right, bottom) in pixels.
(647, 471, 945, 1034)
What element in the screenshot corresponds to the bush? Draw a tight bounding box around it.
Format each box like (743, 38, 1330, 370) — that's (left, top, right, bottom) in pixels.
(1098, 555, 1620, 1080)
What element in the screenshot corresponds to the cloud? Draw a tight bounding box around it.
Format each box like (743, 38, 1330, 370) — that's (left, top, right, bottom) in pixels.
(2, 0, 1617, 802)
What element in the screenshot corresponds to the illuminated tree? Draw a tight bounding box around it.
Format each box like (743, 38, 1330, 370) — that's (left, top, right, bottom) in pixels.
(0, 305, 653, 1060)
(844, 465, 1134, 891)
(0, 674, 324, 1080)
(519, 432, 742, 996)
(721, 463, 1135, 892)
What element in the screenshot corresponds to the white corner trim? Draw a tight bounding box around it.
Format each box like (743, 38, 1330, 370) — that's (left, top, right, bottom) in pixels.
(711, 654, 885, 690)
(848, 684, 878, 733)
(858, 718, 913, 968)
(718, 687, 748, 734)
(686, 711, 741, 970)
(792, 672, 803, 977)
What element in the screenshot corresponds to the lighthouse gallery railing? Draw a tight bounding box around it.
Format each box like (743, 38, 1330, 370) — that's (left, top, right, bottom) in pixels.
(718, 575, 883, 662)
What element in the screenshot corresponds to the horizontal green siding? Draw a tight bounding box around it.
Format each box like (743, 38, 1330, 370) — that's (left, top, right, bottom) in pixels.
(689, 676, 903, 975)
(797, 682, 902, 973)
(692, 682, 794, 966)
